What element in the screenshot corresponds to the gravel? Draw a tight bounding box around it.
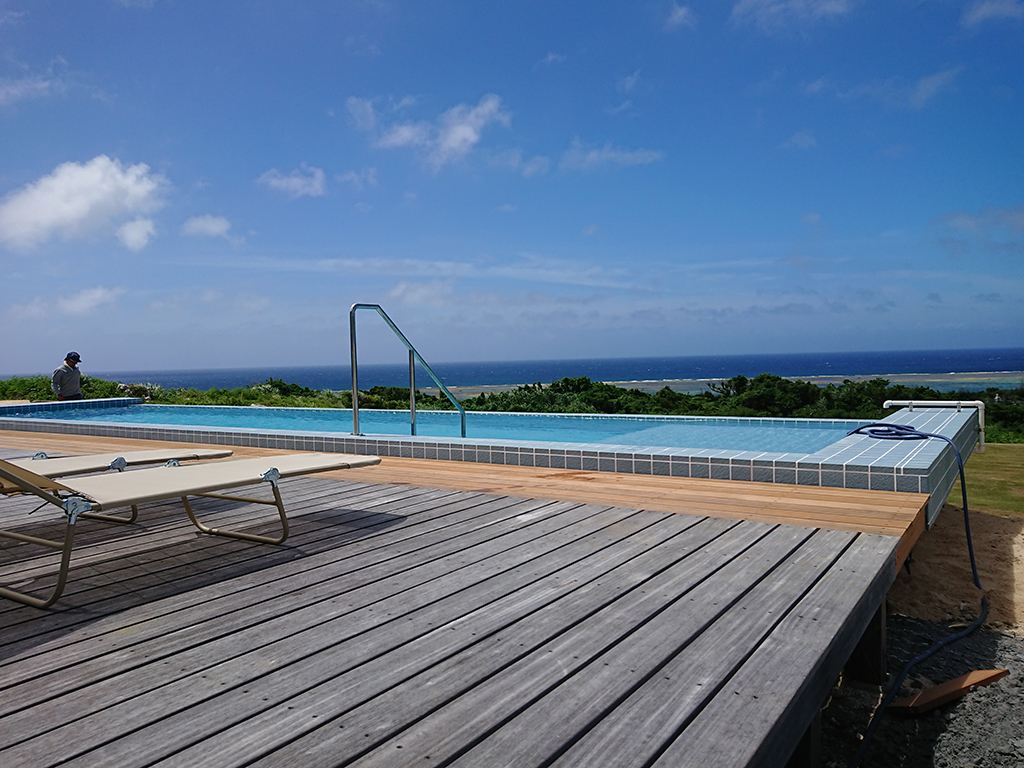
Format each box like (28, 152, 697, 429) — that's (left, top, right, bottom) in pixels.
(821, 614, 1024, 767)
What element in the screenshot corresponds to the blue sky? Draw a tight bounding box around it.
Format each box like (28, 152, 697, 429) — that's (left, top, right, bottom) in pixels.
(1, 0, 1022, 375)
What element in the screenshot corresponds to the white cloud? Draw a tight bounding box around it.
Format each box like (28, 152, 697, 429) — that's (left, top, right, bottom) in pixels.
(539, 52, 567, 66)
(732, 0, 860, 30)
(962, 0, 1024, 26)
(939, 204, 1024, 256)
(7, 288, 124, 319)
(338, 167, 379, 191)
(60, 286, 126, 315)
(495, 203, 517, 213)
(666, 3, 697, 29)
(361, 94, 512, 171)
(804, 77, 829, 95)
(907, 68, 960, 110)
(521, 156, 551, 178)
(0, 155, 168, 250)
(117, 218, 156, 251)
(429, 95, 511, 169)
(559, 138, 664, 170)
(840, 67, 961, 110)
(181, 214, 233, 238)
(345, 96, 377, 131)
(257, 164, 327, 198)
(782, 129, 817, 149)
(388, 280, 455, 307)
(0, 10, 26, 28)
(618, 69, 641, 94)
(0, 74, 61, 106)
(943, 205, 1024, 234)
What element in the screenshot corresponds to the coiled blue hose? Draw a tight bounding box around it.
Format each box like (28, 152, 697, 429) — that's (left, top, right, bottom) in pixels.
(846, 422, 988, 768)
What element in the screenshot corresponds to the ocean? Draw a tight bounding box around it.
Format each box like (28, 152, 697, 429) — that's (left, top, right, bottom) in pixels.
(85, 347, 1024, 393)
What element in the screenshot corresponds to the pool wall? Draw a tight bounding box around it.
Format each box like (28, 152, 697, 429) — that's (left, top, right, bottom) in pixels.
(0, 398, 979, 527)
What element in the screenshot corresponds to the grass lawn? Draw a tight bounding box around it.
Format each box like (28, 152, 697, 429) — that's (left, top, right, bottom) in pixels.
(947, 442, 1024, 519)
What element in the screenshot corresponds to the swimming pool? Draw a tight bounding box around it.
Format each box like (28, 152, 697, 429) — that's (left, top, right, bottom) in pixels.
(0, 398, 980, 527)
(7, 404, 863, 455)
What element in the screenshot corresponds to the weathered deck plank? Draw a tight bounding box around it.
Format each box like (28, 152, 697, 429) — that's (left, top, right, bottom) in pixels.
(0, 437, 906, 768)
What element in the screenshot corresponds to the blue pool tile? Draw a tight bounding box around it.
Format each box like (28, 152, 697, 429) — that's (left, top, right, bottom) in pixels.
(869, 472, 896, 492)
(730, 463, 752, 482)
(753, 466, 773, 483)
(774, 468, 796, 485)
(821, 470, 844, 488)
(845, 471, 869, 490)
(896, 474, 920, 493)
(670, 461, 690, 478)
(797, 468, 820, 486)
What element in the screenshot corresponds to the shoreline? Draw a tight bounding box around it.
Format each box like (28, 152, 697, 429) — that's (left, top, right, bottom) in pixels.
(424, 370, 1024, 398)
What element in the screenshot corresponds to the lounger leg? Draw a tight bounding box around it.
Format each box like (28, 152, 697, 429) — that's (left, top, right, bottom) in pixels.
(180, 483, 290, 545)
(80, 504, 140, 524)
(0, 522, 77, 609)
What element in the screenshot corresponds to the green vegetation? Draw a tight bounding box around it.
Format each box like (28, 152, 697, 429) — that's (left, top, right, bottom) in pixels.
(2, 372, 1022, 443)
(946, 443, 1024, 519)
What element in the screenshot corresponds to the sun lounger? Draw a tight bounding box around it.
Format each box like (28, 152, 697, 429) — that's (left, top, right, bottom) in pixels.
(8, 447, 235, 477)
(7, 448, 235, 524)
(0, 452, 381, 608)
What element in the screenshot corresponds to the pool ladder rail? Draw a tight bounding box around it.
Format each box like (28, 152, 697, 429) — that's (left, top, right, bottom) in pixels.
(349, 304, 467, 438)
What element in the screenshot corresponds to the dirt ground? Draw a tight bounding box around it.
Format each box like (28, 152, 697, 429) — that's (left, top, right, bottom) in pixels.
(887, 503, 1024, 633)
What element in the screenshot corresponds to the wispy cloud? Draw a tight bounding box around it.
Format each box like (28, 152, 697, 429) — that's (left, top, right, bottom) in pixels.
(907, 68, 961, 110)
(180, 214, 243, 244)
(617, 69, 641, 94)
(388, 279, 456, 307)
(360, 94, 512, 171)
(781, 128, 817, 149)
(8, 286, 126, 320)
(257, 164, 327, 198)
(732, 0, 861, 31)
(0, 58, 81, 107)
(962, 0, 1024, 27)
(0, 155, 168, 250)
(939, 204, 1024, 256)
(666, 3, 697, 29)
(539, 52, 567, 66)
(60, 286, 127, 314)
(837, 67, 961, 110)
(559, 138, 664, 170)
(337, 167, 379, 191)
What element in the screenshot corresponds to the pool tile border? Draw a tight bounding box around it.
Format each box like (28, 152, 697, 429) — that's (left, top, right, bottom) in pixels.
(0, 399, 978, 527)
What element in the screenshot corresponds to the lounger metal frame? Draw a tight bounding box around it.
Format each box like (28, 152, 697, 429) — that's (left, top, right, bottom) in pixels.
(0, 462, 291, 609)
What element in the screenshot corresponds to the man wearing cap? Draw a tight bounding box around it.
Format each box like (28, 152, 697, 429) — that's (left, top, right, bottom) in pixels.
(52, 352, 84, 401)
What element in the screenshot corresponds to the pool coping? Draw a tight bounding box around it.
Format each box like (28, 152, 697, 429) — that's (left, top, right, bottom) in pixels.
(0, 398, 980, 527)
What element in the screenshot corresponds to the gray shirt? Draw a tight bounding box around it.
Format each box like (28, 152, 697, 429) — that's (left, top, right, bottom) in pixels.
(51, 363, 82, 397)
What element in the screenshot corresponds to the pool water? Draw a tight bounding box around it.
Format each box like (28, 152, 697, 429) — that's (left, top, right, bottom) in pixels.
(11, 405, 865, 454)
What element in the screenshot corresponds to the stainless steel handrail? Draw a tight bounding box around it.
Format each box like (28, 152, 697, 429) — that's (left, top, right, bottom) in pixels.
(349, 304, 467, 437)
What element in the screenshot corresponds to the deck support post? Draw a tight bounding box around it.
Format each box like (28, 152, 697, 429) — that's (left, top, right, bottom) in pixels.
(846, 602, 887, 685)
(785, 710, 821, 768)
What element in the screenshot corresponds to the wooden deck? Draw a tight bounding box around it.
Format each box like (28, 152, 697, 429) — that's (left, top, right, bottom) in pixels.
(0, 433, 926, 767)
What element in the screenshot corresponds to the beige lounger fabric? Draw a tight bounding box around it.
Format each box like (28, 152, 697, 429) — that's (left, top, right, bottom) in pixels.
(8, 448, 234, 477)
(0, 452, 381, 608)
(62, 453, 380, 510)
